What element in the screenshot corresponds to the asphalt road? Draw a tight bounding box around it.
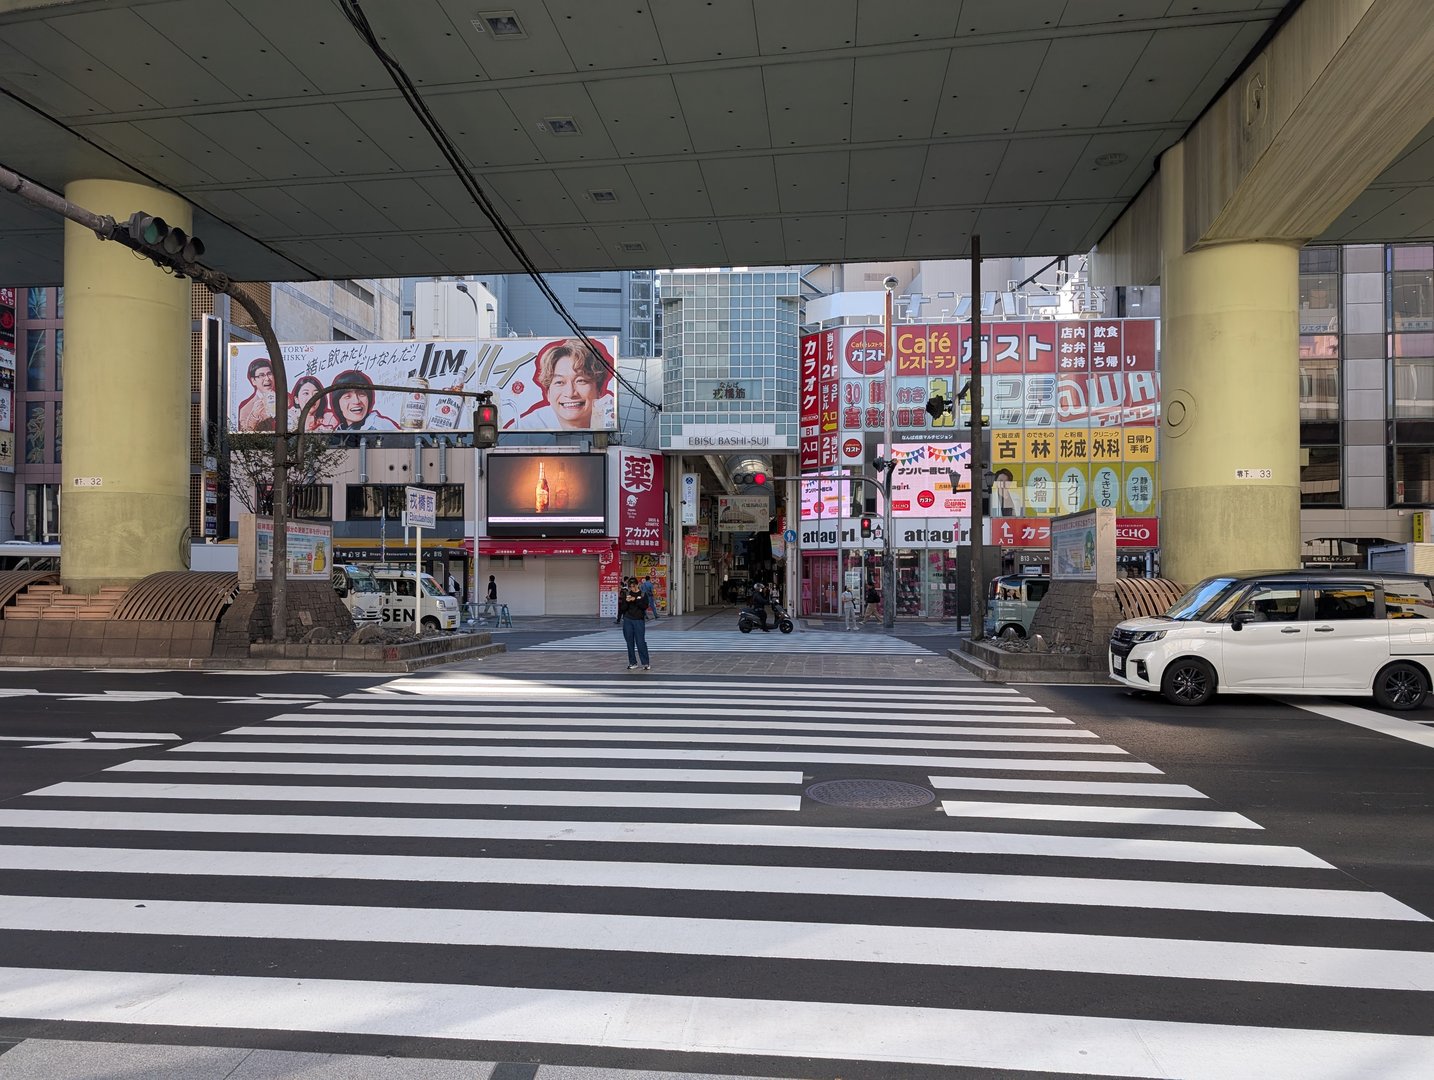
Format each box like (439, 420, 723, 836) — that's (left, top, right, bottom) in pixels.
(1032, 682, 1434, 919)
(0, 653, 1429, 1079)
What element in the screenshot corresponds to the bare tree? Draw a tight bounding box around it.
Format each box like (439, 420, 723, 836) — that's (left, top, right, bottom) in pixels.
(219, 430, 348, 514)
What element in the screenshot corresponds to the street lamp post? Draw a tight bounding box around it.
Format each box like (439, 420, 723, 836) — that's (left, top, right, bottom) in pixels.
(882, 276, 897, 630)
(454, 281, 480, 334)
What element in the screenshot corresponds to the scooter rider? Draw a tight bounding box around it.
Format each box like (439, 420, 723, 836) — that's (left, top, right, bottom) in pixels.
(748, 581, 773, 632)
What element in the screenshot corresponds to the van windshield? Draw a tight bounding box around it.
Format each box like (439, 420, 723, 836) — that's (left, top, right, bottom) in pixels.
(1164, 576, 1240, 621)
(418, 575, 443, 598)
(348, 571, 378, 593)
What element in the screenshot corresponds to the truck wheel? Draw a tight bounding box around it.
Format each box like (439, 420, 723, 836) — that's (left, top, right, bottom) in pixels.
(1373, 662, 1428, 711)
(1161, 657, 1216, 707)
(422, 616, 441, 632)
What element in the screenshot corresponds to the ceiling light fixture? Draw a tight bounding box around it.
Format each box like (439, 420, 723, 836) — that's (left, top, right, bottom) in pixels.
(620, 241, 647, 253)
(1094, 152, 1129, 167)
(588, 189, 618, 203)
(474, 10, 527, 38)
(543, 116, 581, 135)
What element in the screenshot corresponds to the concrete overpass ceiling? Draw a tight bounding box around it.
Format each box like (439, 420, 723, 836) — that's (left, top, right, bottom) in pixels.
(1317, 117, 1434, 244)
(0, 0, 1390, 287)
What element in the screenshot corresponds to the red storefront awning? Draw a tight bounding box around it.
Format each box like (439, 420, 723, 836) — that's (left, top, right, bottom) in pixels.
(464, 538, 616, 556)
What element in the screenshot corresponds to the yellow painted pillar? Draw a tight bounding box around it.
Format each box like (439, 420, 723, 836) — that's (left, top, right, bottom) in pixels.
(1160, 153, 1300, 586)
(61, 179, 192, 593)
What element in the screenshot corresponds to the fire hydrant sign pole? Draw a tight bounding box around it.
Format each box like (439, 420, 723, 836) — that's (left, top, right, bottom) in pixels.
(403, 486, 437, 634)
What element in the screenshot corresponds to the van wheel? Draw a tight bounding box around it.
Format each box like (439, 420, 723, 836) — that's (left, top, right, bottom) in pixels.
(1373, 662, 1428, 711)
(999, 624, 1025, 640)
(1161, 657, 1216, 707)
(421, 616, 441, 633)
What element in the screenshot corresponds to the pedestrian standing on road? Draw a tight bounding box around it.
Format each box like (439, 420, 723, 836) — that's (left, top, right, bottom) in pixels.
(640, 574, 657, 620)
(842, 583, 858, 630)
(484, 574, 498, 618)
(621, 579, 651, 670)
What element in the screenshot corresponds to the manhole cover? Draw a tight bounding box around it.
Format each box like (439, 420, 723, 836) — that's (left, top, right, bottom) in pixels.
(805, 779, 936, 809)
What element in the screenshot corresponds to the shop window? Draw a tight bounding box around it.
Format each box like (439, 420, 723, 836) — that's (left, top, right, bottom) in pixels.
(1394, 357, 1434, 418)
(345, 483, 463, 520)
(1298, 357, 1338, 422)
(1299, 268, 1339, 333)
(1301, 447, 1340, 507)
(1392, 446, 1434, 505)
(1299, 247, 1340, 275)
(24, 401, 46, 464)
(54, 330, 63, 391)
(25, 288, 47, 320)
(1393, 269, 1434, 333)
(26, 330, 46, 391)
(258, 483, 332, 520)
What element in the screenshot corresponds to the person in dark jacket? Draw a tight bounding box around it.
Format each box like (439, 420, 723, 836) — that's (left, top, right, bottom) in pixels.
(620, 578, 651, 670)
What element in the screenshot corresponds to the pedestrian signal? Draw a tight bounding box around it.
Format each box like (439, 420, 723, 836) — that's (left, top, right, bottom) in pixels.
(860, 516, 873, 539)
(473, 394, 499, 448)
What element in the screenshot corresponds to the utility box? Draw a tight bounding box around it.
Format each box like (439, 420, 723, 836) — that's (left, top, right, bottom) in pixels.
(1367, 543, 1434, 573)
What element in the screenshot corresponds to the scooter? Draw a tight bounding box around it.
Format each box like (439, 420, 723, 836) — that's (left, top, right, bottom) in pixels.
(738, 598, 795, 634)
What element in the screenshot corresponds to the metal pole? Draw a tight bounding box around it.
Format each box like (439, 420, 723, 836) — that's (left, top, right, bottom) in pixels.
(0, 163, 294, 642)
(882, 281, 896, 630)
(969, 234, 987, 640)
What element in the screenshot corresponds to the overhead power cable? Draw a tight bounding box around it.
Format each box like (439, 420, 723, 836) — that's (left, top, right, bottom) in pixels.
(335, 0, 660, 412)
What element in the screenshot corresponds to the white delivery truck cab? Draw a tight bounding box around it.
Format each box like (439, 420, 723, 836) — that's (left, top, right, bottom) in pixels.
(367, 565, 460, 631)
(330, 564, 383, 624)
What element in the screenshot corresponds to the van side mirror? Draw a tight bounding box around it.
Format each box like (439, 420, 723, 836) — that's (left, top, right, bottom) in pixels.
(1231, 609, 1256, 631)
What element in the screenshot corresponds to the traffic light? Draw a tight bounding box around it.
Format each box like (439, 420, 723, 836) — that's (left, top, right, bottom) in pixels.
(125, 211, 204, 266)
(732, 471, 767, 486)
(924, 392, 947, 420)
(473, 394, 499, 448)
(860, 516, 873, 539)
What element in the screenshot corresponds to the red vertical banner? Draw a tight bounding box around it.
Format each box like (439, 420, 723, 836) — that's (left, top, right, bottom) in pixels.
(1057, 321, 1090, 373)
(987, 323, 1025, 374)
(1121, 319, 1157, 370)
(799, 332, 821, 470)
(818, 329, 840, 468)
(618, 449, 665, 551)
(1089, 320, 1123, 372)
(1024, 321, 1058, 374)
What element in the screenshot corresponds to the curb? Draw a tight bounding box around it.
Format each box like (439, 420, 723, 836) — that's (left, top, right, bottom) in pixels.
(946, 645, 1114, 685)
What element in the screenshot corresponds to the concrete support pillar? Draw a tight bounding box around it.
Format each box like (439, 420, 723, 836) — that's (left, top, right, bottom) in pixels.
(1161, 148, 1301, 585)
(61, 179, 192, 593)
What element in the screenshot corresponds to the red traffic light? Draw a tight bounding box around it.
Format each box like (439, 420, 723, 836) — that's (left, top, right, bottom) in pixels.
(473, 396, 500, 448)
(860, 516, 873, 539)
(751, 472, 767, 486)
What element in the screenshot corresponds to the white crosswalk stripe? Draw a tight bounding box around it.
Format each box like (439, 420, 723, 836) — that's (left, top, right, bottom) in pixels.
(523, 628, 936, 654)
(0, 673, 1430, 1079)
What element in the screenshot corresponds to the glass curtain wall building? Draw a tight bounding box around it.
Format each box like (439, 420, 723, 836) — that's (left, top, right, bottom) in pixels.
(1298, 242, 1434, 561)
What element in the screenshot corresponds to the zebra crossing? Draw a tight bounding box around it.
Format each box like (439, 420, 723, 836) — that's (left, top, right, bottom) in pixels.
(0, 674, 1430, 1078)
(523, 626, 934, 653)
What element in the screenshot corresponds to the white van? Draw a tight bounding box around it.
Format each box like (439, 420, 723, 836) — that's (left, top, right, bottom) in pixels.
(330, 564, 383, 624)
(1109, 570, 1434, 711)
(367, 565, 460, 632)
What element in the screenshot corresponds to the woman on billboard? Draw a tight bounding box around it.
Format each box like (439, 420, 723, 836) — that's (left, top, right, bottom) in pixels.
(514, 338, 616, 431)
(328, 369, 398, 432)
(289, 374, 337, 433)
